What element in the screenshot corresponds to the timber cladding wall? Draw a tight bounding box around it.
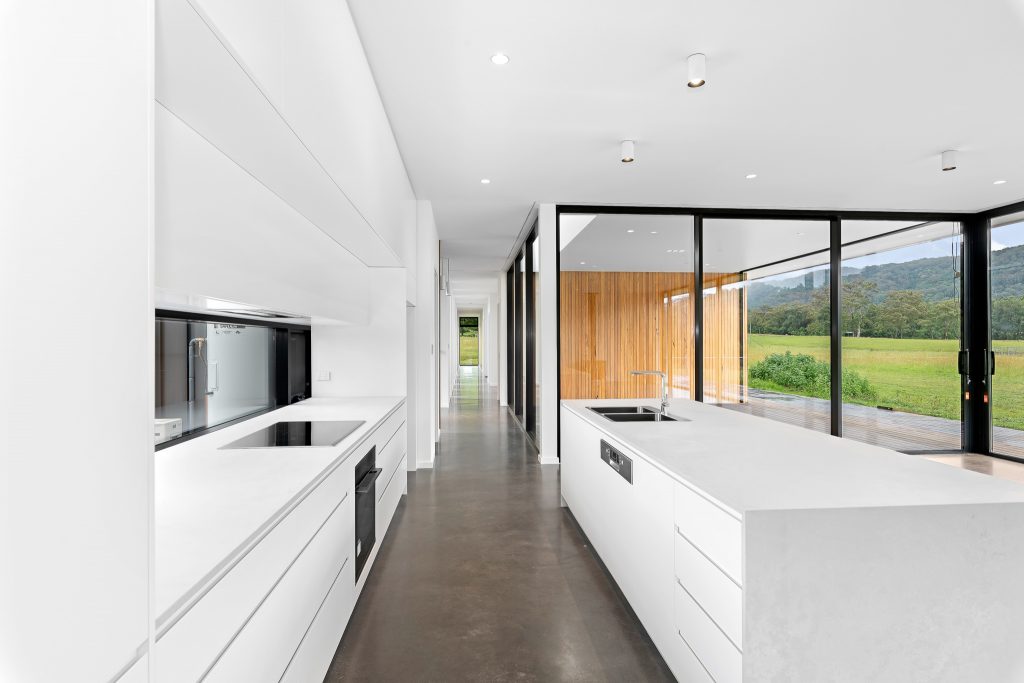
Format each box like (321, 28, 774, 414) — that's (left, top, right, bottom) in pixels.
(559, 271, 746, 402)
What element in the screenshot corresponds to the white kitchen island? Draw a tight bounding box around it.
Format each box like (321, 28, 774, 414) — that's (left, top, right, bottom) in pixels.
(561, 398, 1024, 683)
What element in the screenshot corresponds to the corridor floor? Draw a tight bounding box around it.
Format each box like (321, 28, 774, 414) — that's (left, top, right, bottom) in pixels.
(325, 367, 674, 682)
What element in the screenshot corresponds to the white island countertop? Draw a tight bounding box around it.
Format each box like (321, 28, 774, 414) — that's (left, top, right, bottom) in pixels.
(563, 398, 1024, 517)
(155, 396, 404, 624)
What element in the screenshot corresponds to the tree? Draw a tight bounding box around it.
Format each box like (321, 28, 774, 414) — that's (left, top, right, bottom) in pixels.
(992, 296, 1024, 341)
(843, 279, 877, 337)
(920, 299, 959, 340)
(876, 290, 927, 339)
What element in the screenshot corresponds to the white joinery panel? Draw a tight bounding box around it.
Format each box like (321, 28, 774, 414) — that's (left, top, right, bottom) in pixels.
(675, 530, 743, 649)
(376, 423, 407, 502)
(278, 547, 356, 683)
(204, 491, 354, 683)
(192, 0, 417, 269)
(115, 654, 149, 683)
(675, 583, 742, 683)
(0, 2, 151, 681)
(155, 0, 399, 268)
(674, 482, 743, 586)
(154, 452, 352, 683)
(156, 106, 370, 324)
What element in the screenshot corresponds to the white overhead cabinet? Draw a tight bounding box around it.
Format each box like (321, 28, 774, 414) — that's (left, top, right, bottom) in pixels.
(561, 400, 1024, 682)
(154, 0, 419, 322)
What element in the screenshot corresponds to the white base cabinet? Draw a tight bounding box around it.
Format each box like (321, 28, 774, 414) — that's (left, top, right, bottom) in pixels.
(156, 404, 406, 682)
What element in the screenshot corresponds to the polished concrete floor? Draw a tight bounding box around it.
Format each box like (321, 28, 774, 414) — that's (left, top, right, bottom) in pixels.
(325, 367, 673, 682)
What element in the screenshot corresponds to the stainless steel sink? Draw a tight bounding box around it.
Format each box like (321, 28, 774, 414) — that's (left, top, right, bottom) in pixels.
(589, 406, 656, 414)
(603, 412, 678, 422)
(587, 406, 688, 423)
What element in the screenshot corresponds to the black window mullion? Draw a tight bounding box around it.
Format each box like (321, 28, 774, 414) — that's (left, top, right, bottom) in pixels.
(830, 217, 842, 437)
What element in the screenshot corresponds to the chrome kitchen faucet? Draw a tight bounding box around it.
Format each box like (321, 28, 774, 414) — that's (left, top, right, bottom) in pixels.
(630, 370, 669, 413)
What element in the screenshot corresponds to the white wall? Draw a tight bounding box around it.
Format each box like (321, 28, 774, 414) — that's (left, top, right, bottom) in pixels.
(486, 292, 500, 388)
(498, 273, 508, 407)
(312, 268, 407, 397)
(538, 204, 559, 465)
(0, 2, 153, 681)
(412, 201, 439, 469)
(439, 292, 453, 409)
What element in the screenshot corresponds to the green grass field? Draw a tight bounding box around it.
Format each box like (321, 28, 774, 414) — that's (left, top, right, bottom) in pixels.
(749, 334, 1024, 430)
(459, 335, 479, 366)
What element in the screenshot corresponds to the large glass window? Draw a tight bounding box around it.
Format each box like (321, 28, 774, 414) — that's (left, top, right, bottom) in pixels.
(990, 214, 1024, 459)
(702, 219, 831, 432)
(459, 316, 479, 366)
(840, 221, 963, 453)
(559, 213, 695, 401)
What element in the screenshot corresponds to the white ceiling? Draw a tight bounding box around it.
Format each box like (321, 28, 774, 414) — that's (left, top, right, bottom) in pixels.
(348, 0, 1024, 287)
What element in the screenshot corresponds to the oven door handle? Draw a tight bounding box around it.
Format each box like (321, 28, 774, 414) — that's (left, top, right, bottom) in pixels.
(355, 468, 382, 494)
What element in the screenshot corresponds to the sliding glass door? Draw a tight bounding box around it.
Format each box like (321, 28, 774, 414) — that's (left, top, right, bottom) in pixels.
(506, 225, 540, 442)
(840, 221, 963, 453)
(702, 219, 832, 433)
(990, 213, 1024, 459)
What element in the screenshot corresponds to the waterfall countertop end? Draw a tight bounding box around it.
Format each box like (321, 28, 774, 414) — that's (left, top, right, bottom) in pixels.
(155, 396, 405, 624)
(562, 398, 1024, 516)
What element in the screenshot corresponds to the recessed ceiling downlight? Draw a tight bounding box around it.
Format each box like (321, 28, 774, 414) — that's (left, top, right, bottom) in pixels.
(994, 179, 1007, 185)
(480, 178, 491, 184)
(687, 53, 707, 88)
(627, 229, 636, 233)
(490, 53, 510, 65)
(745, 173, 757, 179)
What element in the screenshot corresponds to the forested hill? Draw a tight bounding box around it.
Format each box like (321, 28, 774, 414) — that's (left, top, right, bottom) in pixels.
(748, 242, 1024, 309)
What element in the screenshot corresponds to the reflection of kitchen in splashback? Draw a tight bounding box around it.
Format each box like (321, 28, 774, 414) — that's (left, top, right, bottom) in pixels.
(154, 313, 308, 446)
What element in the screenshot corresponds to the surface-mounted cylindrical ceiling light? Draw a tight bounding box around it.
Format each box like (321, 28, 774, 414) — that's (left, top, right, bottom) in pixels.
(941, 150, 958, 172)
(687, 53, 707, 88)
(621, 139, 636, 163)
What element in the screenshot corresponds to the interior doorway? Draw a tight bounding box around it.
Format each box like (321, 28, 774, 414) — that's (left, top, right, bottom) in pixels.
(459, 316, 480, 366)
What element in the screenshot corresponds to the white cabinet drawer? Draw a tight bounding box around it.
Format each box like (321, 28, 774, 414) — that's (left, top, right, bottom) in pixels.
(675, 529, 743, 649)
(675, 582, 742, 683)
(373, 405, 405, 456)
(377, 459, 406, 542)
(376, 422, 406, 502)
(155, 455, 353, 683)
(674, 482, 743, 585)
(279, 550, 356, 683)
(205, 494, 354, 682)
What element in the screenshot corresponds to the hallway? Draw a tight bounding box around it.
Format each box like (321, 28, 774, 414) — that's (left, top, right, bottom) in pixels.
(325, 367, 673, 682)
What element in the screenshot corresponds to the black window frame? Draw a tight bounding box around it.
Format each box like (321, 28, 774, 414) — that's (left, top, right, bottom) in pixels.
(554, 202, 1024, 462)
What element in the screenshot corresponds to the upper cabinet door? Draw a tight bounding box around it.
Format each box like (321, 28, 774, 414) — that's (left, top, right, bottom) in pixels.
(156, 0, 409, 269)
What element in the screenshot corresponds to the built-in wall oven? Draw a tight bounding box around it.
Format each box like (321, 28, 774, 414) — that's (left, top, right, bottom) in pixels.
(354, 446, 381, 581)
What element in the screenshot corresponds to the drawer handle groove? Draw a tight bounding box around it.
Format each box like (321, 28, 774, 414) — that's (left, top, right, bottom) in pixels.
(676, 629, 721, 683)
(676, 578, 742, 654)
(675, 525, 742, 589)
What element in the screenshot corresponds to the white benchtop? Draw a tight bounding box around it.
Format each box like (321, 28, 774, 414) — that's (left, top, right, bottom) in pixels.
(155, 396, 404, 624)
(563, 398, 1024, 517)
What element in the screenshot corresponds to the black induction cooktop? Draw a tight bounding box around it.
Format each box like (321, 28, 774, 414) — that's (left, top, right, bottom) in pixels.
(221, 420, 365, 449)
